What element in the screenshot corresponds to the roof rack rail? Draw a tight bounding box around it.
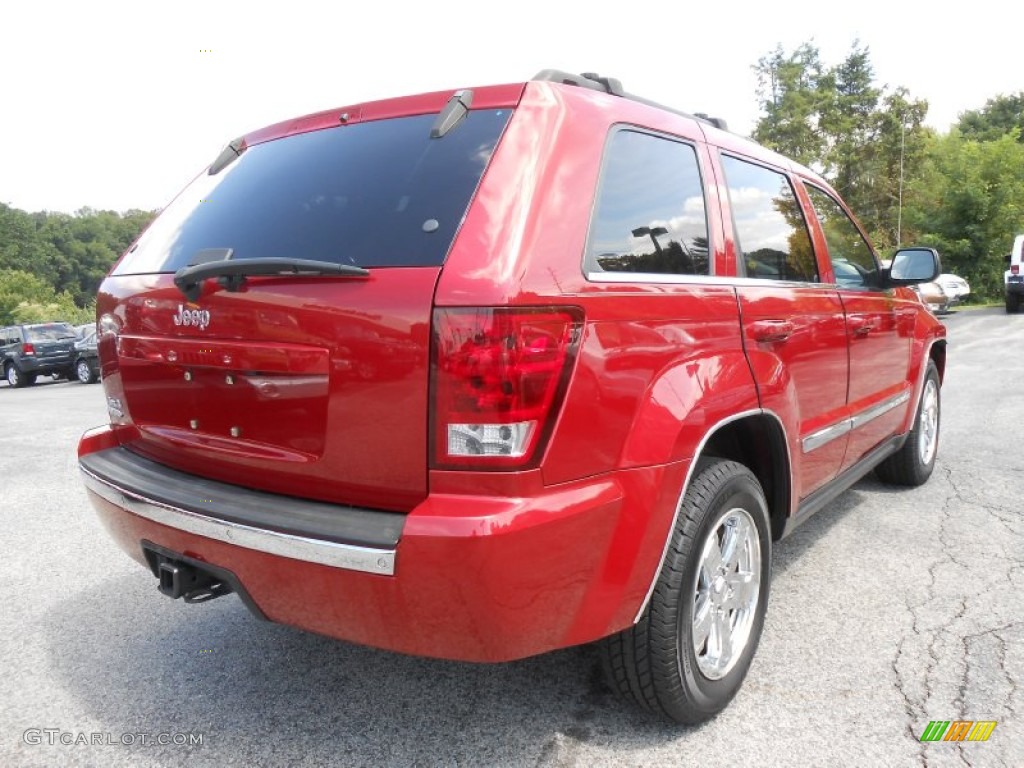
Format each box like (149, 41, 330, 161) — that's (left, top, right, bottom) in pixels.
(532, 69, 624, 96)
(531, 69, 729, 133)
(693, 112, 729, 131)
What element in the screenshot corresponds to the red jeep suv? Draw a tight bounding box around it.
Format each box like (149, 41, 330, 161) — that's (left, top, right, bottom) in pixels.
(79, 70, 946, 723)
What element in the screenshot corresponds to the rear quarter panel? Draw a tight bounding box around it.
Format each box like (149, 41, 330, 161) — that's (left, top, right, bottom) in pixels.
(434, 83, 766, 637)
(438, 81, 759, 477)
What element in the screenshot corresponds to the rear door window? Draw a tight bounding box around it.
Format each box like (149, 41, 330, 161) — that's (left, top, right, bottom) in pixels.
(720, 155, 818, 282)
(113, 110, 512, 275)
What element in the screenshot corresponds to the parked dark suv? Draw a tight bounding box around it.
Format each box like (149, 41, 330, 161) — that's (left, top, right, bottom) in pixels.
(79, 71, 946, 723)
(1, 323, 77, 387)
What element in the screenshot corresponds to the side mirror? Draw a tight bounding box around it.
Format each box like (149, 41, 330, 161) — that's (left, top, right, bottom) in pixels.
(888, 247, 941, 285)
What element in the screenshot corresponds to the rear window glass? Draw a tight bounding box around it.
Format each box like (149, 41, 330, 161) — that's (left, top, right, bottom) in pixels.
(113, 110, 512, 275)
(25, 324, 76, 341)
(586, 129, 710, 276)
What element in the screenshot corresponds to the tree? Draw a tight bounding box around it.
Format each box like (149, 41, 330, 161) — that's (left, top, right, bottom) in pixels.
(855, 88, 930, 250)
(752, 43, 828, 166)
(751, 42, 929, 252)
(957, 93, 1024, 143)
(819, 42, 880, 187)
(0, 268, 94, 324)
(0, 269, 55, 322)
(903, 131, 1024, 298)
(0, 204, 156, 308)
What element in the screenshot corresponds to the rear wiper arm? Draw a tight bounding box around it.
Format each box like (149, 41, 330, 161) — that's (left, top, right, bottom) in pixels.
(174, 258, 370, 301)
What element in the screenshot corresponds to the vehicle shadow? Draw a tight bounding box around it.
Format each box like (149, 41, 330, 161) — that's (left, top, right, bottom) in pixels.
(41, 575, 689, 766)
(772, 474, 891, 575)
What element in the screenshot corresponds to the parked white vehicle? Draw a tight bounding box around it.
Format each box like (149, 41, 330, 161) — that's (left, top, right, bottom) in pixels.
(1006, 234, 1024, 314)
(937, 273, 970, 302)
(912, 280, 951, 314)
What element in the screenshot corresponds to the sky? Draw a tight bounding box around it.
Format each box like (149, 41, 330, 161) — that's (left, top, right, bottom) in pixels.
(1, 0, 1016, 215)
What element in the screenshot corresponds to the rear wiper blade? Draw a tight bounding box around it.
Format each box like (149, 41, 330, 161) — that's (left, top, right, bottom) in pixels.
(174, 257, 370, 301)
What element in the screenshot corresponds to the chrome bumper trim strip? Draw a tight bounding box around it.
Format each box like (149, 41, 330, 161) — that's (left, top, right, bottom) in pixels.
(80, 466, 396, 575)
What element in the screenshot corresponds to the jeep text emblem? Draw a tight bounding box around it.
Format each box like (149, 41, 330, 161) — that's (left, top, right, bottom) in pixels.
(173, 304, 211, 330)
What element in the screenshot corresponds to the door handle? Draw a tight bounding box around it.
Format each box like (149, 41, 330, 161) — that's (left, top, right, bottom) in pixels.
(848, 315, 877, 336)
(751, 320, 794, 343)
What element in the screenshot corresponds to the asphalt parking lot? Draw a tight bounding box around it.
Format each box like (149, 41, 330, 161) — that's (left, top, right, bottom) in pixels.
(1, 307, 1020, 767)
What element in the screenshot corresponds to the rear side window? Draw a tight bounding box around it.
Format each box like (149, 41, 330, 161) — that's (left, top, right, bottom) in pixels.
(721, 155, 818, 283)
(113, 110, 512, 275)
(586, 129, 710, 277)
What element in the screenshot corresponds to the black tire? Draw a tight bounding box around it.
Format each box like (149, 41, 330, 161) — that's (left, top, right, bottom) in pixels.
(876, 361, 940, 486)
(600, 458, 772, 724)
(1007, 294, 1021, 314)
(5, 364, 35, 388)
(76, 358, 97, 384)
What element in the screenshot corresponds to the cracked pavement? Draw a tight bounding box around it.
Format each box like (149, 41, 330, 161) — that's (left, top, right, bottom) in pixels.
(0, 307, 1020, 767)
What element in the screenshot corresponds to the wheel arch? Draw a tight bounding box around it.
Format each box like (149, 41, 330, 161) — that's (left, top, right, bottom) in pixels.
(633, 408, 793, 623)
(702, 410, 792, 542)
(898, 337, 946, 435)
(929, 339, 946, 384)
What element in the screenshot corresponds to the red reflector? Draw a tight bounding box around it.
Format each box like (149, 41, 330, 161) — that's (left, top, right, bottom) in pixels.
(431, 307, 582, 469)
(1012, 265, 1020, 275)
(22, 342, 36, 355)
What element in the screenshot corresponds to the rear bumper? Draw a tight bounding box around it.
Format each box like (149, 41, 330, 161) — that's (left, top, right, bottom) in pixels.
(80, 446, 401, 574)
(1006, 279, 1024, 296)
(17, 355, 73, 375)
(79, 427, 685, 662)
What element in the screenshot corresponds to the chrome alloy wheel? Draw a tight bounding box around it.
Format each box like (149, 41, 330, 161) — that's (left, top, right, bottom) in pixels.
(77, 360, 93, 384)
(918, 378, 939, 466)
(917, 380, 937, 468)
(691, 506, 761, 680)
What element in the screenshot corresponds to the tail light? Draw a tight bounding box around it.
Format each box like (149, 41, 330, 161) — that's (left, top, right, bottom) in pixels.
(22, 342, 36, 356)
(431, 307, 583, 469)
(1012, 265, 1020, 275)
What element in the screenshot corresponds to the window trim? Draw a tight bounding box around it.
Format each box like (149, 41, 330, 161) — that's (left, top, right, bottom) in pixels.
(719, 151, 820, 284)
(583, 123, 713, 283)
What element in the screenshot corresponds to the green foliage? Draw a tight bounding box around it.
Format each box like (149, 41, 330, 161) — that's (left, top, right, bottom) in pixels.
(753, 43, 828, 166)
(851, 88, 929, 251)
(957, 93, 1024, 143)
(0, 205, 154, 324)
(903, 131, 1024, 298)
(0, 269, 55, 322)
(0, 269, 97, 325)
(752, 42, 929, 252)
(751, 41, 1024, 300)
